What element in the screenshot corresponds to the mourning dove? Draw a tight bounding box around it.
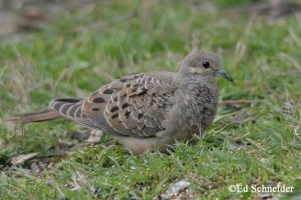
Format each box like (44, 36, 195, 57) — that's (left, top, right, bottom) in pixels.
(10, 50, 233, 154)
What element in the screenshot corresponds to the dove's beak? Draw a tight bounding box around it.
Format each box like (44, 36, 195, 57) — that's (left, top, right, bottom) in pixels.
(214, 69, 233, 82)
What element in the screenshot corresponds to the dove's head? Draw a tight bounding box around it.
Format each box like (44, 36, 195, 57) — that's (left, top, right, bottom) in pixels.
(179, 50, 233, 82)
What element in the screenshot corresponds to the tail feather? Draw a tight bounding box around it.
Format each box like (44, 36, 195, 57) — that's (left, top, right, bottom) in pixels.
(6, 110, 62, 123)
(6, 98, 85, 123)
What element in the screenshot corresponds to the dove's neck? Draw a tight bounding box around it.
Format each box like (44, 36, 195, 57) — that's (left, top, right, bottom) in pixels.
(173, 82, 218, 132)
(176, 72, 217, 85)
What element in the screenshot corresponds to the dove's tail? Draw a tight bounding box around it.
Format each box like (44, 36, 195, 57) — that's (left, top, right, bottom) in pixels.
(6, 110, 62, 123)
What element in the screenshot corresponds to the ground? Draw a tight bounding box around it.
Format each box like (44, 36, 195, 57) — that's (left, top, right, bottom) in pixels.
(1, 0, 301, 199)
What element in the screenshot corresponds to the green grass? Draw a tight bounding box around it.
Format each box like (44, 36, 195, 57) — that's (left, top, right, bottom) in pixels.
(1, 0, 301, 199)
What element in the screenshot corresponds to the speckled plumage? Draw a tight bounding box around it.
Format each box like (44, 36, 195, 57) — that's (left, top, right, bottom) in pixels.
(12, 50, 233, 154)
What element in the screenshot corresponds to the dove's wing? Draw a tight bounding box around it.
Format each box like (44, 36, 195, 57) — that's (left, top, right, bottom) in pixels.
(50, 73, 177, 138)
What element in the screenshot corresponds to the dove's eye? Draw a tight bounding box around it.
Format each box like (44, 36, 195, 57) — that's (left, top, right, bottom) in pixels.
(202, 61, 210, 69)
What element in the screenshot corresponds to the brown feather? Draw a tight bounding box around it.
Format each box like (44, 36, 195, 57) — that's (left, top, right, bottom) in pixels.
(7, 110, 62, 123)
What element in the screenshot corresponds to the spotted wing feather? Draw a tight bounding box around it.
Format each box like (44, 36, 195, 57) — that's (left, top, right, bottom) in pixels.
(49, 73, 177, 138)
(82, 73, 177, 138)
